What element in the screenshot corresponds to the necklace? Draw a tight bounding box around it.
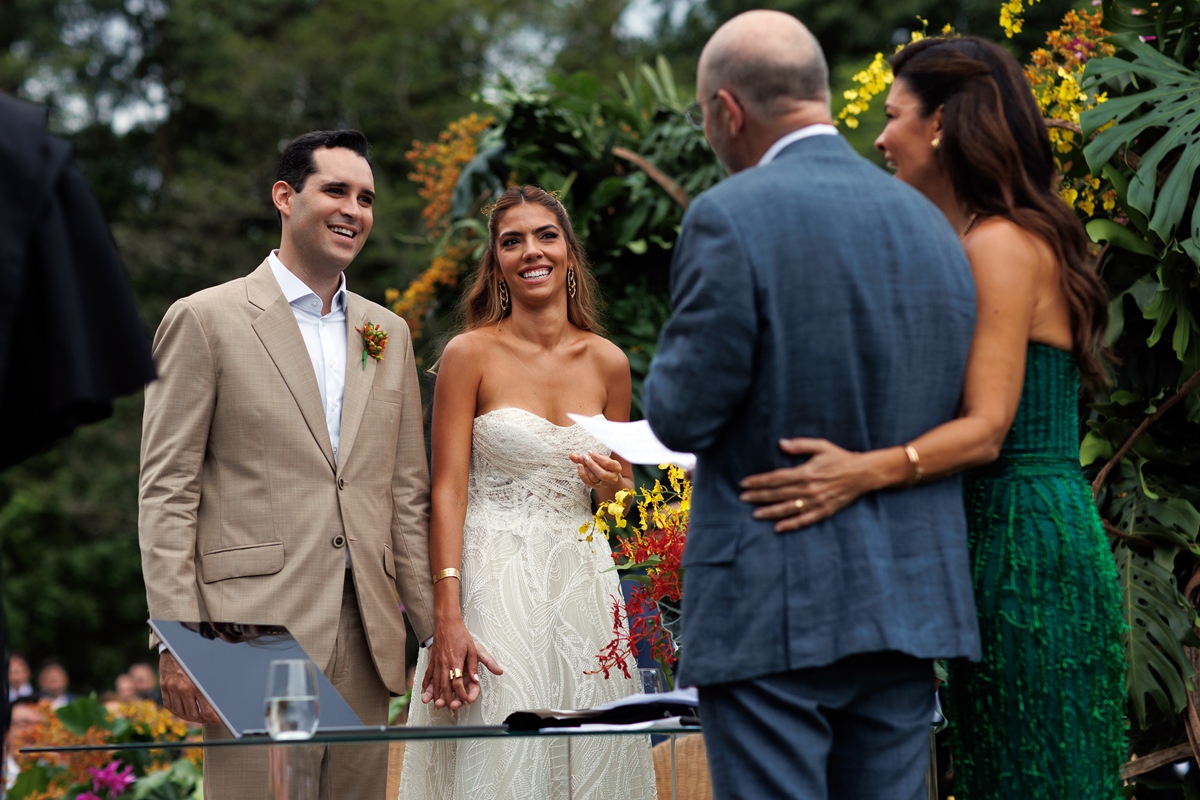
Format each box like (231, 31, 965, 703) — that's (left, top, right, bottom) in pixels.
(959, 212, 979, 241)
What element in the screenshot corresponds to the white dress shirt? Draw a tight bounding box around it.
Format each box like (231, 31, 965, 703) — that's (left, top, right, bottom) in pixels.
(268, 251, 348, 464)
(269, 251, 351, 569)
(757, 123, 839, 167)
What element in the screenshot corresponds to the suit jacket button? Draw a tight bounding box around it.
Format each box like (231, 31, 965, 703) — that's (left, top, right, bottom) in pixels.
(332, 535, 346, 548)
(337, 477, 346, 489)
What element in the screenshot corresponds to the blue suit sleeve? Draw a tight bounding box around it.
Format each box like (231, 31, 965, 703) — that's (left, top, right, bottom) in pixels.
(643, 193, 757, 453)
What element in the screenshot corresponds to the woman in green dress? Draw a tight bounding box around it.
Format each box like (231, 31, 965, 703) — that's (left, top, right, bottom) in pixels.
(739, 36, 1125, 799)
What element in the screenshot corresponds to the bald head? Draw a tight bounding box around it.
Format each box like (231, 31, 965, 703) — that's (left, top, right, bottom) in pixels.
(699, 10, 829, 117)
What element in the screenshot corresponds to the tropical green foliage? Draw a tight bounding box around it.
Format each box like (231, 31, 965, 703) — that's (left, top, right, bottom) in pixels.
(1073, 2, 1200, 767)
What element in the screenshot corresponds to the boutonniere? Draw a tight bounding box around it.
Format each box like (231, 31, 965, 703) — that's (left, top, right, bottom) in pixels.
(356, 321, 388, 368)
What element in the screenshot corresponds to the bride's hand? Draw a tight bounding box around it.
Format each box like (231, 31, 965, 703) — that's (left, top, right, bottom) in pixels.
(569, 450, 623, 490)
(423, 618, 503, 710)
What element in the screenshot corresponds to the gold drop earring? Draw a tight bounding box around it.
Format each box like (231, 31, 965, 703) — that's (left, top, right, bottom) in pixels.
(499, 280, 510, 312)
(567, 268, 577, 300)
(931, 136, 941, 149)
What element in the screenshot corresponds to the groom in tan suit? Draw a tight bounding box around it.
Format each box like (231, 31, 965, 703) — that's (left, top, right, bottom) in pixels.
(139, 130, 435, 798)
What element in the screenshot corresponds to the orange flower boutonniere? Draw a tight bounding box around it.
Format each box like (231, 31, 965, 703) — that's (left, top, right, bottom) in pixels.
(356, 322, 388, 368)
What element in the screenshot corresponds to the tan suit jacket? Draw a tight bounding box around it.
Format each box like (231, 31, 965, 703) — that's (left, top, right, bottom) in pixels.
(138, 260, 434, 695)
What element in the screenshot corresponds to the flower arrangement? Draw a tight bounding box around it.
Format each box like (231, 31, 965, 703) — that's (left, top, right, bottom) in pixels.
(583, 465, 691, 689)
(9, 698, 201, 800)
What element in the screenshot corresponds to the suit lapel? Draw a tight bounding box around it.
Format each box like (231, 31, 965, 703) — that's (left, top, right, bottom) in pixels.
(336, 294, 377, 471)
(247, 262, 336, 472)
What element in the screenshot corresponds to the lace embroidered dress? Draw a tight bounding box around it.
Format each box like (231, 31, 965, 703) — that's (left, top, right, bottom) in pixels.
(400, 408, 657, 800)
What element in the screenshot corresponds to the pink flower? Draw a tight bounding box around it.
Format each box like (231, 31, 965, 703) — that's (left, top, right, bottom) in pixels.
(76, 793, 102, 800)
(88, 760, 136, 796)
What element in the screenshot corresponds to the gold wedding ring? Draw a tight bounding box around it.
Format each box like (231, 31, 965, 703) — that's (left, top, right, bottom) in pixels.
(449, 668, 463, 681)
(793, 499, 806, 511)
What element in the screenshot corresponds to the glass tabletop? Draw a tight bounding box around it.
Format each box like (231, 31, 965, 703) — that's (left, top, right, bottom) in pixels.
(19, 723, 703, 755)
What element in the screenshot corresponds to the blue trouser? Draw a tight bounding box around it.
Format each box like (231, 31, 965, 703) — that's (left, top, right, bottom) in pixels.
(699, 651, 934, 800)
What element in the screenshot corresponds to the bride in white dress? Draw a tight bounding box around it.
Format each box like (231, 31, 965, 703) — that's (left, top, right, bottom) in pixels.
(400, 186, 657, 800)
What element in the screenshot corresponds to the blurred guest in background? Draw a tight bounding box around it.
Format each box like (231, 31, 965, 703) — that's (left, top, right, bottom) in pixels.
(36, 661, 74, 710)
(5, 697, 44, 790)
(115, 674, 139, 703)
(129, 662, 161, 704)
(7, 656, 33, 704)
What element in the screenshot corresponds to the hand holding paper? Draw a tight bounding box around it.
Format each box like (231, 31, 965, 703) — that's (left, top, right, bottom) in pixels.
(566, 415, 696, 470)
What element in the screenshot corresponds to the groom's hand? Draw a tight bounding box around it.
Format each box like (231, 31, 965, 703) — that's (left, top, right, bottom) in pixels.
(159, 650, 220, 724)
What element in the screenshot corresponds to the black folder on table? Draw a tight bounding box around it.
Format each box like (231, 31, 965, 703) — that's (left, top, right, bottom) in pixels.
(149, 620, 369, 738)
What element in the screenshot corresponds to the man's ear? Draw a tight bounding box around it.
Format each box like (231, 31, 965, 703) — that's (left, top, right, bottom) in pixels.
(716, 88, 745, 137)
(272, 180, 294, 221)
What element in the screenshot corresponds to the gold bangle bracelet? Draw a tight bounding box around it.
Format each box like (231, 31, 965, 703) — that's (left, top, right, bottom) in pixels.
(903, 445, 924, 487)
(432, 567, 461, 584)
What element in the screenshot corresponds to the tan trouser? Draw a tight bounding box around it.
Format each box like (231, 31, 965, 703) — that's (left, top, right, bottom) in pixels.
(203, 572, 389, 799)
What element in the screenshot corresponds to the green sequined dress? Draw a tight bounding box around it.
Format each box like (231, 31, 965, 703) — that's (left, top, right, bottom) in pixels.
(946, 343, 1126, 800)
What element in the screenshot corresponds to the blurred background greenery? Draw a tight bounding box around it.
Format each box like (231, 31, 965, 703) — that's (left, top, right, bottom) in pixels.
(0, 0, 1081, 694)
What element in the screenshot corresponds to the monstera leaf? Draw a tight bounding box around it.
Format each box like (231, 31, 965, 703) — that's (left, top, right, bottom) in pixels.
(1116, 542, 1200, 726)
(1082, 34, 1200, 263)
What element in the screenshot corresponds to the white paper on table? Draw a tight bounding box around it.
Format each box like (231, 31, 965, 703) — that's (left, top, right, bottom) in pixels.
(571, 716, 698, 732)
(566, 415, 697, 470)
(590, 686, 699, 712)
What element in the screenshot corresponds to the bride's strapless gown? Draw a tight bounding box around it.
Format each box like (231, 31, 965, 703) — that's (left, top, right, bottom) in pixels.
(399, 408, 657, 800)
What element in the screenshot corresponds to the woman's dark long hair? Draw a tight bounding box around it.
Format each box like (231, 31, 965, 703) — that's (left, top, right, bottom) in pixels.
(459, 185, 603, 334)
(891, 37, 1110, 391)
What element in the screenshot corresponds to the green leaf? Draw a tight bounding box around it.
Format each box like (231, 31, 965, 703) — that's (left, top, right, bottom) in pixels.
(1109, 461, 1200, 548)
(1087, 218, 1157, 256)
(626, 238, 648, 254)
(1116, 542, 1197, 726)
(1082, 36, 1200, 254)
(8, 762, 58, 799)
(1081, 431, 1115, 466)
(55, 695, 112, 737)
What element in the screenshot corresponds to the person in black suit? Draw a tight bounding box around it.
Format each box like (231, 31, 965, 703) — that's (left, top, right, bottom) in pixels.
(0, 92, 155, 471)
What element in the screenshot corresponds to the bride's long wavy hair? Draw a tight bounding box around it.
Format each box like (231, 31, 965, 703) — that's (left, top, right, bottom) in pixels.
(459, 185, 604, 334)
(891, 36, 1110, 391)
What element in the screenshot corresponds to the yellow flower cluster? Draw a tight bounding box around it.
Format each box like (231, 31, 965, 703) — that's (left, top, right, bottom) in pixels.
(837, 53, 893, 130)
(1025, 9, 1117, 217)
(836, 22, 952, 130)
(1000, 0, 1039, 38)
(582, 464, 691, 542)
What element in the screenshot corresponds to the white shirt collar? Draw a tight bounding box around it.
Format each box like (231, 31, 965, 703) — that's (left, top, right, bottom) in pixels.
(268, 250, 347, 313)
(757, 123, 839, 167)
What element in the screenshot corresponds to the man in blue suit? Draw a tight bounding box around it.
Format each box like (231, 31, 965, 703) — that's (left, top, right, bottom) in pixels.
(641, 11, 980, 800)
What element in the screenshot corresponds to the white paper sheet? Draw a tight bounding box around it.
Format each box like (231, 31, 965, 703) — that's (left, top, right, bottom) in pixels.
(590, 686, 699, 712)
(566, 415, 697, 470)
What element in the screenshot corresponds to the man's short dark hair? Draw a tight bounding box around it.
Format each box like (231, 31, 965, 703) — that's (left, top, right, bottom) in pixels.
(276, 129, 372, 194)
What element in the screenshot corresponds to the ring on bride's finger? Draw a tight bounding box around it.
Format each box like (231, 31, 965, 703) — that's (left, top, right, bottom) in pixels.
(449, 668, 463, 680)
(793, 499, 806, 511)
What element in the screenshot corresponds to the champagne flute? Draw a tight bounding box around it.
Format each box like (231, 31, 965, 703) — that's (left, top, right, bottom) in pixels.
(264, 659, 320, 740)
